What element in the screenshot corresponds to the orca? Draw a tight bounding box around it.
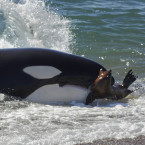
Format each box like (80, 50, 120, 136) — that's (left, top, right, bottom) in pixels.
(0, 48, 114, 104)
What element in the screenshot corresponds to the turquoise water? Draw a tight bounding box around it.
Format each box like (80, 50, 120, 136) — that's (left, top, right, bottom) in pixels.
(50, 0, 145, 79)
(0, 0, 145, 144)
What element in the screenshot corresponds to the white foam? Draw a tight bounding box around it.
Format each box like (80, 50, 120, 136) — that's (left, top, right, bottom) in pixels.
(0, 39, 13, 48)
(0, 94, 5, 101)
(0, 0, 73, 52)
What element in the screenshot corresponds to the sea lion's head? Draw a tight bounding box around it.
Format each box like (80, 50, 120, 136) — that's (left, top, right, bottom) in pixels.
(92, 69, 112, 95)
(95, 69, 112, 85)
(87, 69, 137, 104)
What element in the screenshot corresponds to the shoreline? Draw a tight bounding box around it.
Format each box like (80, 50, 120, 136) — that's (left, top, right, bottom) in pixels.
(76, 135, 145, 145)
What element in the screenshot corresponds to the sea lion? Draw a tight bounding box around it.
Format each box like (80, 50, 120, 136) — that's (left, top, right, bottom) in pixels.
(85, 69, 137, 105)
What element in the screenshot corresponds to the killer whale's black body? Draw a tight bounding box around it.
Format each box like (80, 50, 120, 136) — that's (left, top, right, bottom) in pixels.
(0, 48, 114, 103)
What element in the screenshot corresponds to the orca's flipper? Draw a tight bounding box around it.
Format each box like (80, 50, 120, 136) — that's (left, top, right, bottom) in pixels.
(122, 70, 137, 88)
(57, 74, 92, 88)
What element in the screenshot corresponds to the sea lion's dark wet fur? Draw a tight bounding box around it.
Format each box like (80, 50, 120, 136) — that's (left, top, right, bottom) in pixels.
(85, 69, 137, 105)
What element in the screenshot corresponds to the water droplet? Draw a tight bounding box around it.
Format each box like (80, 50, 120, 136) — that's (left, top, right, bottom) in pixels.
(126, 62, 130, 66)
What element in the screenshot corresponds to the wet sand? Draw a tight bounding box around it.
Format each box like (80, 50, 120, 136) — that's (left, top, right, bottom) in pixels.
(76, 135, 145, 145)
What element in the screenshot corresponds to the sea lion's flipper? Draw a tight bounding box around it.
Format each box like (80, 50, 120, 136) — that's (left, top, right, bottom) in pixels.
(85, 92, 97, 105)
(122, 70, 137, 88)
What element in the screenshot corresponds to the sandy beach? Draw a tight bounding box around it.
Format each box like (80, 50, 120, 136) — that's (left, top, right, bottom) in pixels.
(76, 135, 145, 145)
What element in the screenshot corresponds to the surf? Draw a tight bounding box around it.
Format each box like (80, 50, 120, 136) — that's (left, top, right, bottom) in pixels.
(0, 0, 73, 52)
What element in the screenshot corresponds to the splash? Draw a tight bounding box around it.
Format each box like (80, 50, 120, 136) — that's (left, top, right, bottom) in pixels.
(0, 0, 73, 52)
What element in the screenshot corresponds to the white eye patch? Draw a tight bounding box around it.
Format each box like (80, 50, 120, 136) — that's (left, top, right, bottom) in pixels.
(23, 66, 61, 79)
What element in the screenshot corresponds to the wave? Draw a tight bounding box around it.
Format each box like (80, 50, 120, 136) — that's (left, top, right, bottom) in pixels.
(0, 0, 73, 52)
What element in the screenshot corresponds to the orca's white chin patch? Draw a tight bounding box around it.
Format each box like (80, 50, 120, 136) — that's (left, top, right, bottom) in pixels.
(25, 84, 90, 104)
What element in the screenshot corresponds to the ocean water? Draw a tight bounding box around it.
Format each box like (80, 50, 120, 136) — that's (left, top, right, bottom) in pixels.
(0, 0, 145, 144)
